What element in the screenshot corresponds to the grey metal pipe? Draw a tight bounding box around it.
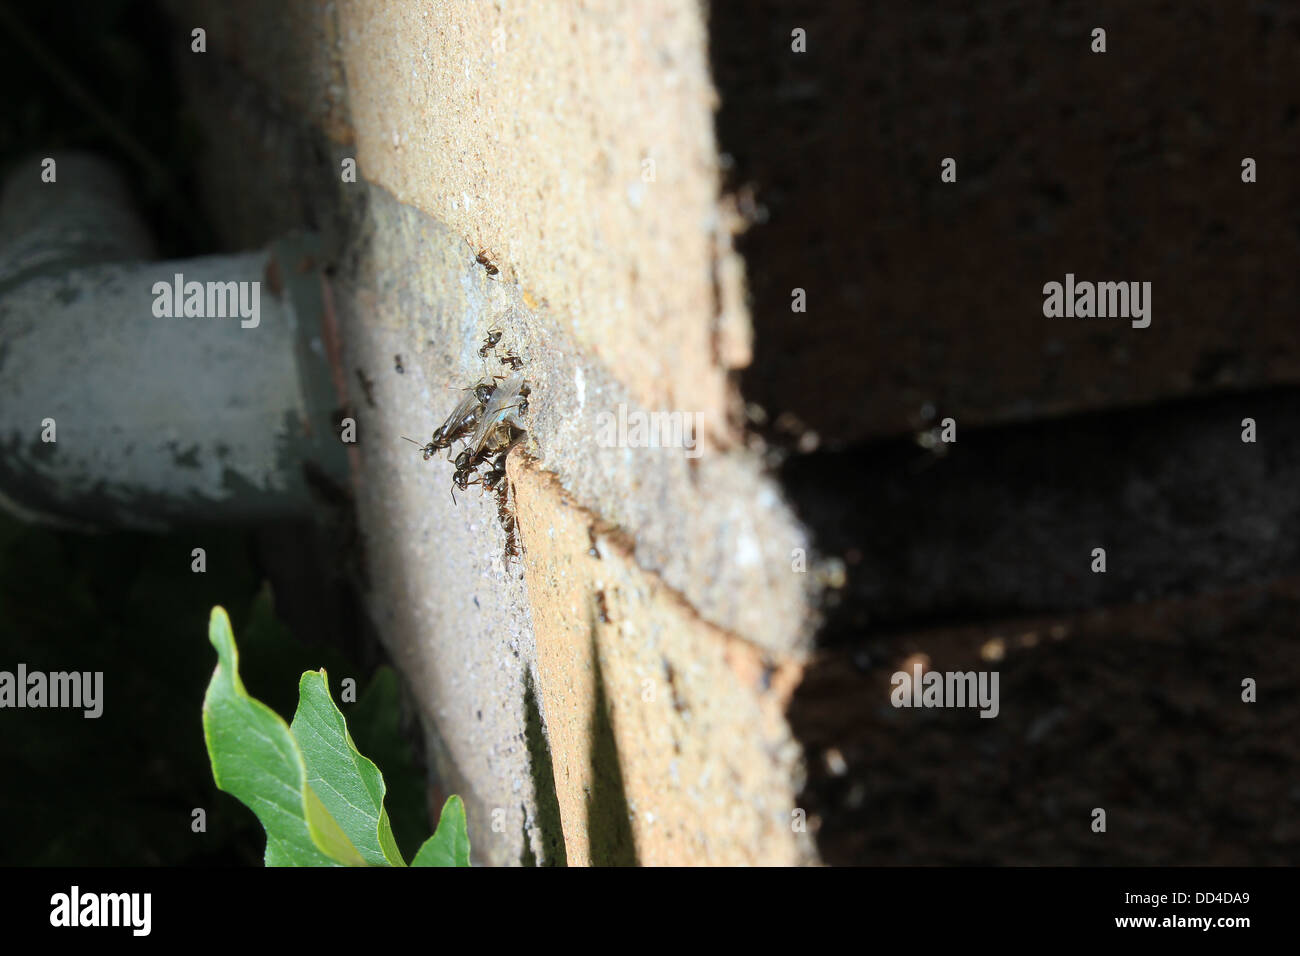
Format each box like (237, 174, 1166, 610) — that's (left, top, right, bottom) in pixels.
(0, 154, 347, 530)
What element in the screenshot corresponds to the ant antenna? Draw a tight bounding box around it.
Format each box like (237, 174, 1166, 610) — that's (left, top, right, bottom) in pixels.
(401, 435, 435, 460)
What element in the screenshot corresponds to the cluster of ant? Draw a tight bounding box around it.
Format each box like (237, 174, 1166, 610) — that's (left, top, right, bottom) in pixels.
(404, 326, 530, 558)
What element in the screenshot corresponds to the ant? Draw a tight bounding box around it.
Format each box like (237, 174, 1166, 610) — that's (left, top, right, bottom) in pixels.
(400, 378, 497, 465)
(465, 371, 529, 464)
(450, 462, 480, 504)
(445, 416, 525, 561)
(466, 401, 527, 469)
(417, 378, 500, 457)
(476, 322, 525, 372)
(476, 326, 525, 380)
(464, 238, 500, 278)
(474, 441, 524, 560)
(453, 379, 497, 408)
(402, 327, 532, 534)
(478, 327, 503, 358)
(449, 444, 500, 504)
(493, 470, 520, 558)
(480, 451, 510, 493)
(451, 439, 517, 504)
(499, 507, 519, 557)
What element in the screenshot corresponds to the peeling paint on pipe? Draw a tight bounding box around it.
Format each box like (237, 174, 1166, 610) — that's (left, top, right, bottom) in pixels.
(0, 155, 346, 530)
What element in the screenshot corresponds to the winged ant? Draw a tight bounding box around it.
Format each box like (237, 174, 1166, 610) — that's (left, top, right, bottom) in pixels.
(403, 325, 531, 558)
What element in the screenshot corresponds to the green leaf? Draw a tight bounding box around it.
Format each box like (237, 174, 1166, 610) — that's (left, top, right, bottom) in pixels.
(349, 666, 428, 862)
(302, 783, 366, 866)
(412, 796, 471, 866)
(290, 670, 406, 866)
(204, 605, 470, 869)
(201, 607, 340, 866)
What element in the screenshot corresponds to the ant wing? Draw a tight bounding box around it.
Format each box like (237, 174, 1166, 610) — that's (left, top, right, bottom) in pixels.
(466, 370, 526, 457)
(434, 389, 486, 445)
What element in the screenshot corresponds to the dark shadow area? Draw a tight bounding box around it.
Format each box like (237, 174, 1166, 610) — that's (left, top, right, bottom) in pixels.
(521, 667, 568, 866)
(0, 516, 260, 865)
(0, 0, 216, 256)
(790, 575, 1300, 865)
(709, 1, 1300, 864)
(584, 611, 637, 866)
(519, 813, 537, 867)
(711, 2, 1300, 447)
(785, 387, 1300, 641)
